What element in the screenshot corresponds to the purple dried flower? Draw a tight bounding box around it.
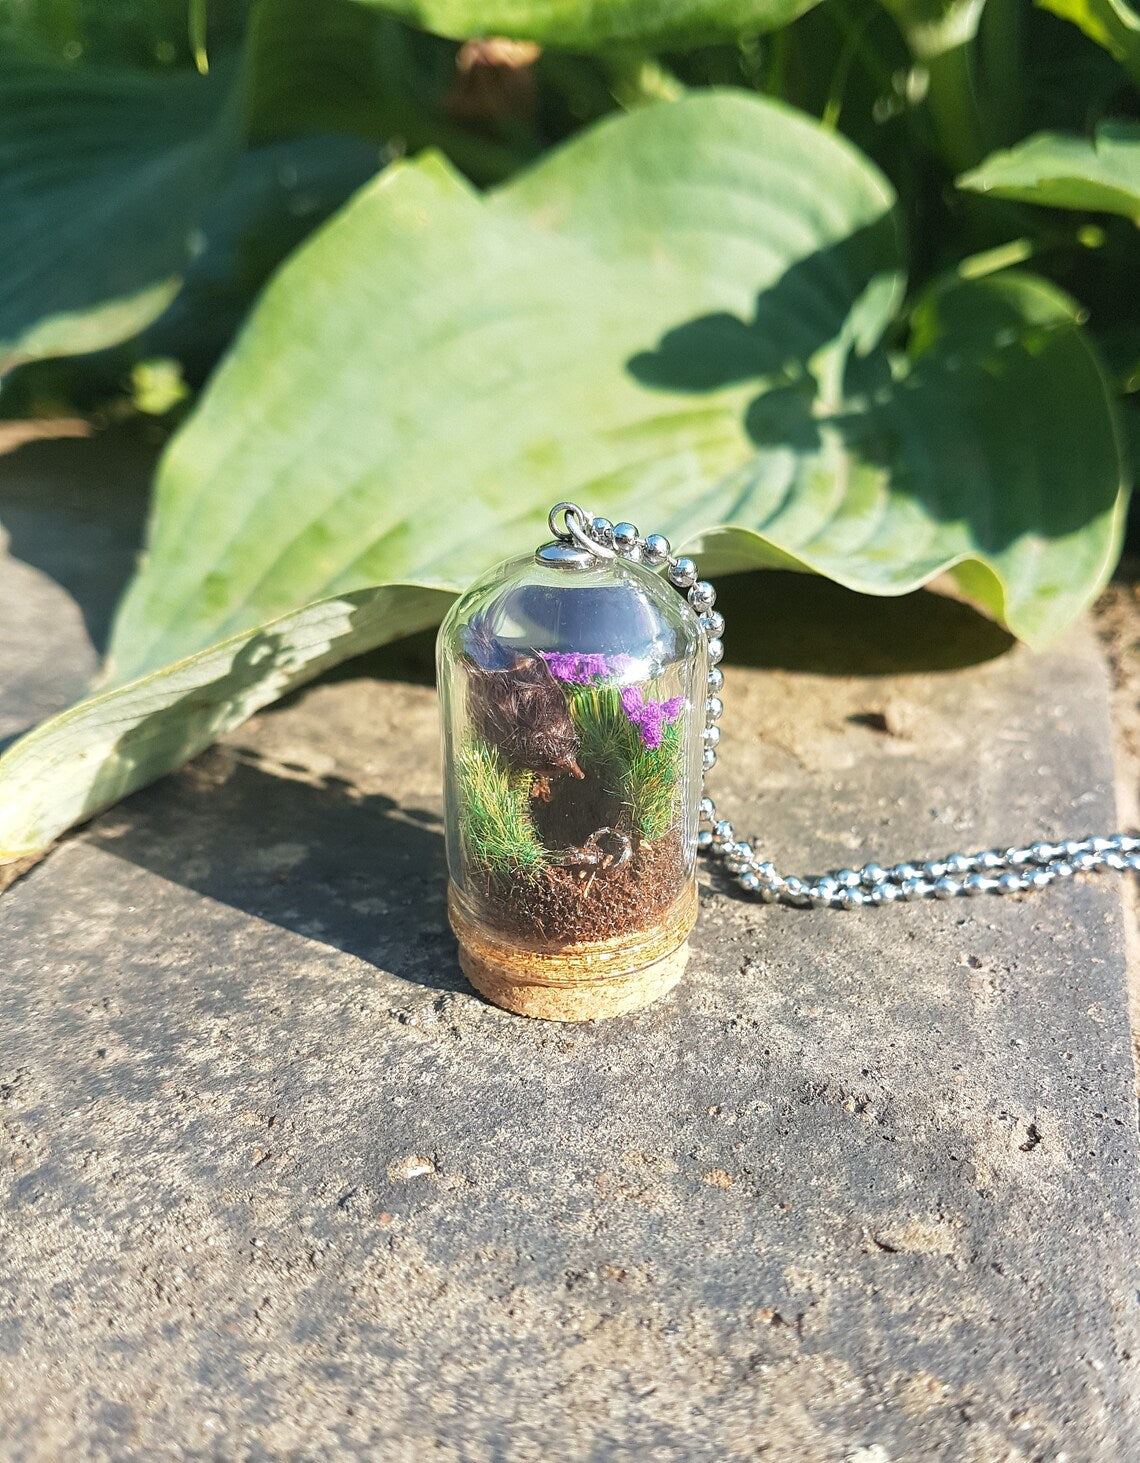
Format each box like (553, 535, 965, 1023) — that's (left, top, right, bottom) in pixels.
(541, 652, 582, 682)
(620, 687, 685, 749)
(541, 651, 636, 685)
(576, 653, 610, 682)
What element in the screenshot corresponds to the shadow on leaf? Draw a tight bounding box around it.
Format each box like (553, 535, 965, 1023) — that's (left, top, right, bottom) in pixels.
(627, 261, 1121, 569)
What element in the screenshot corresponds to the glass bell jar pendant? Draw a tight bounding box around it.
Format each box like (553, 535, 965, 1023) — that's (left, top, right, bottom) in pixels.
(437, 506, 708, 1020)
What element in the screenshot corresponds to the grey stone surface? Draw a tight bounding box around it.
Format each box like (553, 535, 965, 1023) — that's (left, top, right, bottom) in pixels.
(1, 439, 1138, 1462)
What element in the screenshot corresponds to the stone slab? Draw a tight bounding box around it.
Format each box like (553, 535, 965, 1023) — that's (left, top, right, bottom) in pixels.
(1, 438, 1138, 1462)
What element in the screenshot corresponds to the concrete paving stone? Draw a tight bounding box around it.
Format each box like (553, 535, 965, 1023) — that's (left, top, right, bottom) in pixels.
(1, 437, 1138, 1462)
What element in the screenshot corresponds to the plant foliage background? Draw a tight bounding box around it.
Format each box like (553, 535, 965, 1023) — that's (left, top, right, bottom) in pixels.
(0, 0, 1136, 865)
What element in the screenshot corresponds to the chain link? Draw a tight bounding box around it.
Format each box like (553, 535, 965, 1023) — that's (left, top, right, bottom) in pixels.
(550, 503, 1140, 908)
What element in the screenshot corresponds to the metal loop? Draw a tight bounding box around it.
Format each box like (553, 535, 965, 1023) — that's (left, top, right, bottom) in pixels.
(548, 501, 583, 540)
(566, 514, 616, 560)
(548, 501, 616, 561)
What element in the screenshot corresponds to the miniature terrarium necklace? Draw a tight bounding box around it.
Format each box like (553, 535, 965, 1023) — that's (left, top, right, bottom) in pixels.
(437, 503, 1140, 1022)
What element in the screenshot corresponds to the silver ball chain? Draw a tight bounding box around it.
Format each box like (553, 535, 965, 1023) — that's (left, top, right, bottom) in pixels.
(548, 503, 1140, 908)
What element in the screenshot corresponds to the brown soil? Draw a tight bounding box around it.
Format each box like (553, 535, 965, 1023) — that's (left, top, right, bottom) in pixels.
(529, 763, 613, 850)
(477, 828, 688, 947)
(478, 755, 688, 947)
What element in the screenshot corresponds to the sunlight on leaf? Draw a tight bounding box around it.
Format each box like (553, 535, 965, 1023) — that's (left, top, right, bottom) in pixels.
(959, 123, 1140, 219)
(0, 587, 453, 862)
(106, 91, 905, 682)
(189, 0, 210, 73)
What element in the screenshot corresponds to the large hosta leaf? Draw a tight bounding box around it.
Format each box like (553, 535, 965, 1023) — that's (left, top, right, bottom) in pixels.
(0, 90, 1126, 865)
(348, 0, 819, 48)
(0, 54, 240, 373)
(140, 135, 386, 383)
(959, 123, 1140, 219)
(106, 92, 906, 682)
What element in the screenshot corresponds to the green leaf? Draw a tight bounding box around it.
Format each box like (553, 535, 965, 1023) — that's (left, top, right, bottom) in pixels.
(1036, 0, 1140, 85)
(959, 123, 1140, 218)
(347, 0, 819, 49)
(0, 54, 241, 374)
(105, 91, 906, 683)
(0, 90, 1126, 864)
(140, 134, 386, 381)
(0, 587, 452, 863)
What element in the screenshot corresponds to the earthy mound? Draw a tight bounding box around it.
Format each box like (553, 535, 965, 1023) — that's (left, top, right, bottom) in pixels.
(477, 827, 687, 946)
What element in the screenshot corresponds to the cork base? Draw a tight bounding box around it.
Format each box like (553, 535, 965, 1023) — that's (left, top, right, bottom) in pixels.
(449, 881, 697, 1022)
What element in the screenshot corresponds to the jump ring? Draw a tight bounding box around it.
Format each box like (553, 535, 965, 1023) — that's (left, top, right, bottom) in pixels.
(549, 501, 616, 561)
(548, 502, 589, 541)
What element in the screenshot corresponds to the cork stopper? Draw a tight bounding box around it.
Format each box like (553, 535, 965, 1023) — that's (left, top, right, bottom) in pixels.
(449, 881, 698, 1021)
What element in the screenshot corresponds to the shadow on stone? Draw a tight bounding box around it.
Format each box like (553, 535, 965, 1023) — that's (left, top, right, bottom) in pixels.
(705, 570, 1012, 674)
(87, 746, 465, 995)
(0, 429, 155, 655)
(262, 571, 1014, 705)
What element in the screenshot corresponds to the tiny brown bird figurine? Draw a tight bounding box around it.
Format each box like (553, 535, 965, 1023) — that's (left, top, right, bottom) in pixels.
(463, 617, 584, 791)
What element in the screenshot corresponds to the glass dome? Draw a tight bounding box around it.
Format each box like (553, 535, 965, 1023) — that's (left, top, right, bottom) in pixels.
(437, 540, 707, 1020)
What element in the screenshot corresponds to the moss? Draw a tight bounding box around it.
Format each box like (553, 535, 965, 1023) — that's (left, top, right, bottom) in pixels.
(566, 683, 681, 844)
(457, 739, 544, 878)
(623, 717, 683, 842)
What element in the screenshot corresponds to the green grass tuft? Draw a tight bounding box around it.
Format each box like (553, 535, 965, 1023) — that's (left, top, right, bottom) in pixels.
(567, 683, 682, 843)
(567, 682, 630, 771)
(623, 717, 683, 842)
(457, 739, 544, 878)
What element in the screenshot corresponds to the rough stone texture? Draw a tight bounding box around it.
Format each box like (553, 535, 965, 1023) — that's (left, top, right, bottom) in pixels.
(1, 438, 1138, 1462)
